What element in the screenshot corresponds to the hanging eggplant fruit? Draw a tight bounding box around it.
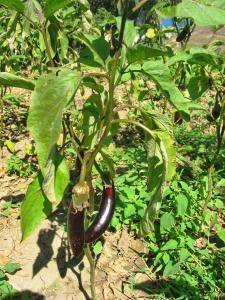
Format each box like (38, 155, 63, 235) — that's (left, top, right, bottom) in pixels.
(67, 157, 116, 258)
(85, 179, 115, 244)
(67, 203, 85, 258)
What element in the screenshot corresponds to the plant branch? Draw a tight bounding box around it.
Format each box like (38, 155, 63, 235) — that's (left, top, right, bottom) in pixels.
(65, 118, 83, 164)
(111, 118, 155, 138)
(117, 0, 129, 50)
(40, 27, 55, 67)
(129, 0, 149, 15)
(84, 245, 97, 300)
(83, 72, 109, 79)
(202, 116, 225, 217)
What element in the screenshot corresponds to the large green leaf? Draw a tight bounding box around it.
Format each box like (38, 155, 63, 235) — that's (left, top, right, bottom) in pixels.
(187, 75, 208, 100)
(42, 150, 70, 205)
(27, 69, 82, 172)
(21, 155, 69, 239)
(167, 46, 217, 67)
(75, 33, 110, 67)
(54, 153, 70, 200)
(127, 44, 167, 64)
(24, 0, 44, 25)
(163, 261, 180, 277)
(159, 0, 225, 26)
(0, 72, 35, 90)
(140, 135, 168, 235)
(140, 113, 176, 235)
(20, 174, 52, 240)
(82, 77, 104, 93)
(160, 213, 175, 235)
(44, 0, 72, 19)
(82, 94, 102, 148)
(116, 17, 137, 47)
(142, 61, 191, 121)
(0, 0, 24, 13)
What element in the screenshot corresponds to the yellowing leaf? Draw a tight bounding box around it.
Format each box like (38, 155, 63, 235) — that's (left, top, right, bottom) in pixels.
(4, 140, 15, 153)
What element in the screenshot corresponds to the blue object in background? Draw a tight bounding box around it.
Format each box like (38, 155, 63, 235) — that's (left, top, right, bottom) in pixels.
(161, 18, 174, 28)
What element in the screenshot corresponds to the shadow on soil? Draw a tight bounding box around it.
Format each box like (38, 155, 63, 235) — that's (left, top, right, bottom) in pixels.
(1, 194, 25, 204)
(2, 290, 45, 299)
(32, 208, 91, 300)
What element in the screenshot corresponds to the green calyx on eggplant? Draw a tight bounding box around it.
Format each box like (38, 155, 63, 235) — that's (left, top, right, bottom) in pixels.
(85, 176, 115, 244)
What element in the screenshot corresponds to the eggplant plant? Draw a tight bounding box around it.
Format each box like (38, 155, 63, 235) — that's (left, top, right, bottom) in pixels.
(0, 0, 225, 299)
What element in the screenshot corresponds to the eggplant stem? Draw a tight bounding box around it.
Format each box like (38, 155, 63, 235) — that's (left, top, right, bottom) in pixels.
(84, 245, 97, 300)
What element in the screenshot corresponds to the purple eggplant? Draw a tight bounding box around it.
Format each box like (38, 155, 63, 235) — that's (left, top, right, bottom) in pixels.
(67, 201, 85, 258)
(85, 183, 115, 243)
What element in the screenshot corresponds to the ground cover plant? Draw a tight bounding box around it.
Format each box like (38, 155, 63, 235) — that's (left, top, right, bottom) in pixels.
(0, 0, 225, 299)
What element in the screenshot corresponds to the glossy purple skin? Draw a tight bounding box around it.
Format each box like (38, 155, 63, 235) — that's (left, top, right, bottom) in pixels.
(67, 201, 84, 258)
(85, 185, 115, 243)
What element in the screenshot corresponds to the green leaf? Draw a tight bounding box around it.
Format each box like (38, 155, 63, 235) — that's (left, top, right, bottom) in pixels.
(214, 199, 224, 209)
(0, 280, 16, 296)
(116, 17, 137, 47)
(216, 179, 225, 187)
(82, 94, 103, 148)
(0, 72, 35, 90)
(156, 131, 176, 183)
(44, 0, 71, 19)
(124, 204, 136, 219)
(20, 174, 52, 240)
(167, 46, 216, 67)
(187, 75, 209, 100)
(59, 31, 69, 60)
(100, 150, 115, 178)
(93, 241, 103, 256)
(127, 44, 167, 64)
(179, 248, 191, 262)
(27, 69, 81, 172)
(159, 0, 225, 26)
(217, 229, 225, 243)
(176, 193, 189, 216)
(0, 270, 5, 280)
(160, 212, 175, 234)
(161, 239, 178, 251)
(75, 33, 110, 67)
(24, 0, 44, 25)
(2, 209, 10, 217)
(42, 149, 69, 205)
(140, 135, 168, 235)
(4, 140, 15, 153)
(110, 215, 121, 230)
(142, 61, 190, 120)
(163, 261, 180, 277)
(0, 0, 24, 13)
(3, 263, 21, 275)
(82, 77, 104, 94)
(54, 154, 70, 201)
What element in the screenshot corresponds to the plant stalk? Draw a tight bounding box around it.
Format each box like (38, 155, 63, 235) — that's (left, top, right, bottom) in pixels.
(111, 118, 155, 138)
(41, 27, 55, 67)
(202, 118, 225, 216)
(84, 245, 97, 300)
